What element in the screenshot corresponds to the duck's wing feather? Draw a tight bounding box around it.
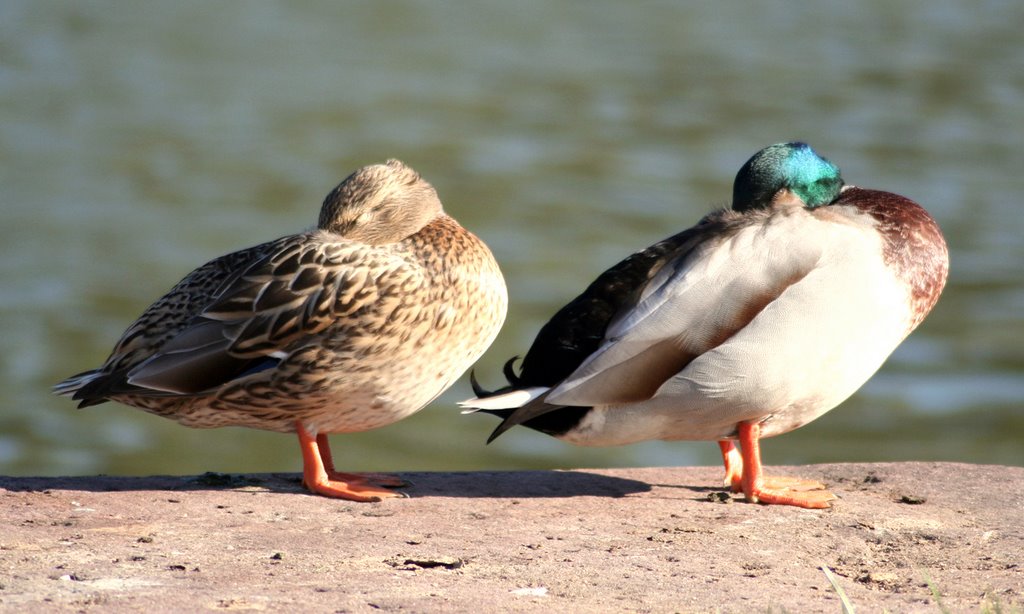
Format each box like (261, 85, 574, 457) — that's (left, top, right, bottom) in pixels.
(108, 239, 289, 368)
(546, 209, 826, 407)
(513, 218, 725, 389)
(94, 234, 412, 397)
(60, 238, 286, 404)
(461, 218, 723, 442)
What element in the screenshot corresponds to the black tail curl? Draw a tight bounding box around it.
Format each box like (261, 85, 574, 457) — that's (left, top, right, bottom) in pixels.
(468, 356, 522, 398)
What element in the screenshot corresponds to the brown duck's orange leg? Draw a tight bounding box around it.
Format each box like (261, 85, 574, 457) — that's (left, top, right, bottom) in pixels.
(296, 422, 406, 501)
(315, 433, 409, 488)
(718, 440, 743, 491)
(735, 421, 836, 509)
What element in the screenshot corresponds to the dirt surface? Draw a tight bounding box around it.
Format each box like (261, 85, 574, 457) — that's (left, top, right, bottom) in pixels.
(1, 462, 1021, 612)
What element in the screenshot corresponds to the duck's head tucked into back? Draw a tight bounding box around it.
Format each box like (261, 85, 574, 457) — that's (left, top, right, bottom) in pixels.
(463, 141, 948, 509)
(732, 142, 845, 211)
(318, 159, 444, 244)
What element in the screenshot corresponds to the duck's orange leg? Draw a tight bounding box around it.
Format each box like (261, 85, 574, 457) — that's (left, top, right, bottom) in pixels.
(296, 422, 406, 501)
(734, 421, 836, 509)
(719, 438, 817, 493)
(315, 433, 409, 488)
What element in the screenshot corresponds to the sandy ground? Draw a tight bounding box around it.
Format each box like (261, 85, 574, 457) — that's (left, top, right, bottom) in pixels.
(1, 462, 1021, 613)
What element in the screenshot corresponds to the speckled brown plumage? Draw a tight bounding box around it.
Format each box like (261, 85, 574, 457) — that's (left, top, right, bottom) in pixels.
(55, 159, 507, 500)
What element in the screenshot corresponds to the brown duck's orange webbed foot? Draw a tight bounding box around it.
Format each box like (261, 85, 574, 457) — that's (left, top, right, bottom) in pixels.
(325, 471, 410, 489)
(296, 423, 408, 501)
(729, 422, 837, 509)
(314, 433, 411, 488)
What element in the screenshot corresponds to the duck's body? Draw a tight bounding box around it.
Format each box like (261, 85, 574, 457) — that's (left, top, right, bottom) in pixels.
(56, 159, 508, 500)
(463, 143, 948, 508)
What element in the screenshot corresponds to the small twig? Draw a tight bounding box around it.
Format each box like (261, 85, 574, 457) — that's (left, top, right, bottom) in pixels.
(820, 565, 855, 614)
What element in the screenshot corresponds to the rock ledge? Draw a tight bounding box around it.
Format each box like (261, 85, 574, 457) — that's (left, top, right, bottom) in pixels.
(1, 462, 1021, 612)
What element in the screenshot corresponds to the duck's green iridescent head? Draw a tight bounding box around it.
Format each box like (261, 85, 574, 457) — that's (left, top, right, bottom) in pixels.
(731, 142, 844, 212)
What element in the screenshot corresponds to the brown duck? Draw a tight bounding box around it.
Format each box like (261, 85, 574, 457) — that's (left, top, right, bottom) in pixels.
(55, 159, 508, 501)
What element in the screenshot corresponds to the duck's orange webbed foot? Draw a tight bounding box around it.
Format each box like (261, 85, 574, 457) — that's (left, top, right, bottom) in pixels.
(759, 475, 829, 492)
(296, 423, 408, 501)
(726, 422, 837, 509)
(313, 433, 411, 488)
(745, 477, 837, 509)
(303, 473, 407, 502)
(325, 470, 410, 489)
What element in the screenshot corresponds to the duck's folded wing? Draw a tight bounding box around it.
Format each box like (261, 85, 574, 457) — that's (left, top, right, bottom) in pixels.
(126, 236, 411, 394)
(547, 216, 825, 407)
(513, 221, 716, 388)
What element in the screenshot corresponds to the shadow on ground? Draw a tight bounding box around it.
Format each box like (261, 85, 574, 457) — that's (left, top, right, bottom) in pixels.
(0, 469, 654, 499)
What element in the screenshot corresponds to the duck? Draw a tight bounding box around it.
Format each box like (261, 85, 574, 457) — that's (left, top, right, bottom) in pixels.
(55, 159, 508, 501)
(461, 142, 948, 509)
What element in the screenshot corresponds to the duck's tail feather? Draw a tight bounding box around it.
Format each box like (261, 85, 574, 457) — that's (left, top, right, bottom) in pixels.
(462, 356, 584, 443)
(461, 385, 573, 444)
(458, 386, 550, 413)
(52, 369, 110, 408)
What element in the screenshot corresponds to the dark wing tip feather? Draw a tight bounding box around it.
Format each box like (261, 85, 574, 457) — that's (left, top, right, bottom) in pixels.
(486, 412, 523, 444)
(486, 423, 509, 445)
(483, 392, 569, 444)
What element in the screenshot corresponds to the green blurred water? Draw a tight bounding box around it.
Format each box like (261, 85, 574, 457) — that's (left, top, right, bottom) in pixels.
(2, 1, 1022, 478)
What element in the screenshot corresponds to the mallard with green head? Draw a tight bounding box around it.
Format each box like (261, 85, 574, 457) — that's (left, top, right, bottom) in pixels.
(56, 159, 508, 501)
(462, 142, 948, 509)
